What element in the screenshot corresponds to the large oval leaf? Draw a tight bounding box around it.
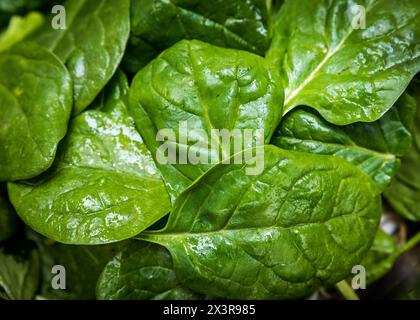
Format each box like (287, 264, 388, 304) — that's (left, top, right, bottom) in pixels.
(272, 93, 417, 190)
(97, 241, 202, 300)
(123, 0, 270, 73)
(129, 40, 284, 200)
(31, 0, 130, 114)
(267, 0, 420, 125)
(0, 41, 72, 181)
(8, 71, 171, 244)
(140, 145, 381, 299)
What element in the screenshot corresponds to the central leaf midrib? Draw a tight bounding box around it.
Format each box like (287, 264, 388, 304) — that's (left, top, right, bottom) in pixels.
(142, 209, 363, 240)
(283, 2, 375, 110)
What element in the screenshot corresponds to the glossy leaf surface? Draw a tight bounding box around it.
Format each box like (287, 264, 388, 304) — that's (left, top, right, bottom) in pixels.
(272, 93, 417, 190)
(31, 0, 130, 114)
(8, 71, 171, 244)
(0, 41, 72, 181)
(123, 0, 270, 72)
(97, 241, 202, 300)
(267, 0, 420, 125)
(129, 40, 283, 200)
(140, 146, 381, 299)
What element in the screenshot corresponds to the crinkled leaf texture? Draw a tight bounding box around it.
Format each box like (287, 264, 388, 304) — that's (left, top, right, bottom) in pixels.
(97, 241, 202, 300)
(129, 40, 284, 201)
(272, 93, 417, 191)
(385, 80, 420, 221)
(31, 0, 130, 114)
(123, 0, 270, 73)
(0, 41, 73, 181)
(8, 71, 171, 245)
(140, 145, 381, 299)
(267, 0, 420, 125)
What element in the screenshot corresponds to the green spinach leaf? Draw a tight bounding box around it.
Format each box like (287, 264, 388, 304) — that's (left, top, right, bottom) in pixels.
(8, 70, 171, 244)
(385, 80, 420, 221)
(97, 241, 202, 300)
(267, 0, 420, 125)
(359, 229, 398, 284)
(123, 0, 270, 73)
(31, 0, 130, 114)
(139, 145, 381, 299)
(272, 93, 417, 190)
(0, 41, 72, 181)
(129, 40, 283, 201)
(0, 239, 40, 300)
(33, 235, 122, 300)
(0, 12, 44, 52)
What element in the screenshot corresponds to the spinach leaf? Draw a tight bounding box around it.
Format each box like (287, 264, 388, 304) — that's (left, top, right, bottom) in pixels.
(31, 0, 130, 114)
(33, 235, 122, 300)
(385, 81, 420, 221)
(0, 12, 44, 52)
(272, 93, 417, 190)
(0, 0, 52, 27)
(123, 0, 270, 73)
(0, 194, 17, 242)
(267, 0, 420, 125)
(97, 241, 202, 300)
(0, 239, 40, 300)
(129, 40, 283, 201)
(139, 145, 381, 299)
(0, 41, 73, 181)
(8, 70, 171, 244)
(359, 229, 398, 284)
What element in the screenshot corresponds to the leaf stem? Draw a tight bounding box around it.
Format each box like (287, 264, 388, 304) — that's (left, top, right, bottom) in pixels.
(335, 280, 359, 300)
(397, 231, 420, 256)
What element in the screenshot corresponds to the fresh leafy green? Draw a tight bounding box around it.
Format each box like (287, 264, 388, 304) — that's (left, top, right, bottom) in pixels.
(129, 39, 283, 200)
(385, 80, 420, 221)
(0, 239, 40, 300)
(31, 0, 130, 114)
(0, 0, 52, 27)
(0, 0, 419, 301)
(139, 145, 381, 299)
(272, 93, 417, 190)
(0, 12, 44, 52)
(0, 194, 17, 242)
(8, 70, 171, 244)
(97, 241, 202, 300)
(359, 229, 398, 284)
(267, 0, 420, 125)
(0, 41, 72, 181)
(123, 0, 270, 73)
(33, 235, 122, 300)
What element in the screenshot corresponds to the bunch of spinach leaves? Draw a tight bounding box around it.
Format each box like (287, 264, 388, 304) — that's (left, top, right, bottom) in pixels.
(0, 0, 420, 300)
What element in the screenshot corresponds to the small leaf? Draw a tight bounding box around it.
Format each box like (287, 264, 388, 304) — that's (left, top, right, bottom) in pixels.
(272, 93, 417, 190)
(0, 239, 40, 300)
(97, 241, 202, 300)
